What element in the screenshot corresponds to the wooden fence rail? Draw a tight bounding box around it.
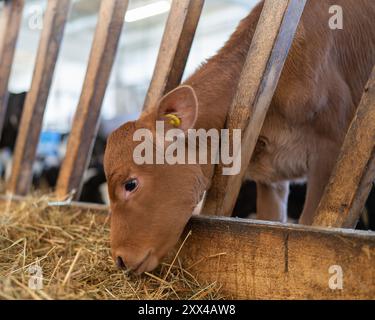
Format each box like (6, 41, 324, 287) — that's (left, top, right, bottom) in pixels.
(55, 0, 129, 200)
(6, 0, 71, 196)
(313, 66, 375, 228)
(143, 0, 204, 111)
(0, 0, 24, 138)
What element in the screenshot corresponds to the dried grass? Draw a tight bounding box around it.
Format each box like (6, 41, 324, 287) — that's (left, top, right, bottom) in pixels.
(0, 196, 223, 300)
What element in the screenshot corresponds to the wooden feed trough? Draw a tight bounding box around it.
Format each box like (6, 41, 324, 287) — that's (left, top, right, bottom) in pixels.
(0, 0, 374, 299)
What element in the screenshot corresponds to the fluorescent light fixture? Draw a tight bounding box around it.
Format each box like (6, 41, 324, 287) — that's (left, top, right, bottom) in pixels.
(125, 0, 171, 23)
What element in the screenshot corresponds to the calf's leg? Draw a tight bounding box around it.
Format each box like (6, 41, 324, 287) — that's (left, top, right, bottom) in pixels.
(256, 181, 289, 223)
(299, 139, 342, 225)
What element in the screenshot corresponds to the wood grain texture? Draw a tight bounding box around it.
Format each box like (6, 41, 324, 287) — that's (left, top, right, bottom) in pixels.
(313, 67, 375, 229)
(204, 0, 306, 216)
(7, 0, 70, 196)
(142, 0, 204, 111)
(55, 0, 128, 200)
(0, 195, 373, 299)
(0, 0, 24, 137)
(181, 216, 375, 299)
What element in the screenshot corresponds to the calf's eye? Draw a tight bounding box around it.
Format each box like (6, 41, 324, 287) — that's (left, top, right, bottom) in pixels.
(258, 140, 266, 148)
(124, 179, 138, 193)
(257, 137, 268, 149)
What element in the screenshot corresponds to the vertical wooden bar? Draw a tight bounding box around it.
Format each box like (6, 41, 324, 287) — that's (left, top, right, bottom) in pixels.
(55, 0, 128, 200)
(313, 67, 375, 228)
(0, 0, 24, 137)
(7, 0, 71, 195)
(203, 0, 307, 216)
(142, 0, 204, 111)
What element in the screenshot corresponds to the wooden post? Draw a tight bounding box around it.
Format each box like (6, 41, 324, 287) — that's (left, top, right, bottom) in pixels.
(203, 0, 306, 216)
(7, 0, 71, 196)
(181, 216, 375, 299)
(313, 67, 375, 228)
(55, 0, 128, 200)
(143, 0, 204, 111)
(0, 0, 24, 137)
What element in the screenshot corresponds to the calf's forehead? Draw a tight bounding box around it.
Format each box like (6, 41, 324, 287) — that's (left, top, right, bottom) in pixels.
(105, 122, 138, 169)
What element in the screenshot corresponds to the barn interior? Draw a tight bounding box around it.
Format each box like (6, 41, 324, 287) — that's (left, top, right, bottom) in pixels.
(0, 0, 374, 301)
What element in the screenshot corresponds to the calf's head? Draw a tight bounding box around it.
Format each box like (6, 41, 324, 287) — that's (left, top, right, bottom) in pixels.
(104, 86, 208, 274)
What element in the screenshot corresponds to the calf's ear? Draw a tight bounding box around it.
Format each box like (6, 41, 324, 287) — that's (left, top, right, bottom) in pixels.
(156, 85, 198, 132)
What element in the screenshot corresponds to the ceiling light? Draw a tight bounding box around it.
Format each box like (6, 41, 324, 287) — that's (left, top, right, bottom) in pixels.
(125, 1, 171, 23)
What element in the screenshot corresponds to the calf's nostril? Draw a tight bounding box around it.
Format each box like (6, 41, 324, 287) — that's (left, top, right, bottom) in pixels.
(116, 256, 127, 270)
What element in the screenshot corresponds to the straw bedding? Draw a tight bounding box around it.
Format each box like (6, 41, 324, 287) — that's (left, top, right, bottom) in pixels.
(0, 196, 223, 300)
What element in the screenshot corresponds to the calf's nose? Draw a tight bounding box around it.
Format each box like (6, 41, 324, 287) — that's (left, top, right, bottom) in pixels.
(116, 256, 127, 270)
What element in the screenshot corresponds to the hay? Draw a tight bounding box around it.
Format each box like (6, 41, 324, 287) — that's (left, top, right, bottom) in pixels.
(0, 196, 223, 300)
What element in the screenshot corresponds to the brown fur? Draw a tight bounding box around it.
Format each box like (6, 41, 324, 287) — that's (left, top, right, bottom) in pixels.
(104, 0, 375, 272)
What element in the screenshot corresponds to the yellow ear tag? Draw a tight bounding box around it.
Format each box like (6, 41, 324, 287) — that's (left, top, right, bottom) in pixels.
(164, 114, 181, 128)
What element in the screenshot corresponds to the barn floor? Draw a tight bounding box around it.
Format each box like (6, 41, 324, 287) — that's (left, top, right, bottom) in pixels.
(0, 197, 222, 300)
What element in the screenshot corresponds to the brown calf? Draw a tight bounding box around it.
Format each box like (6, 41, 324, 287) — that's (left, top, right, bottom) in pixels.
(104, 0, 375, 273)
